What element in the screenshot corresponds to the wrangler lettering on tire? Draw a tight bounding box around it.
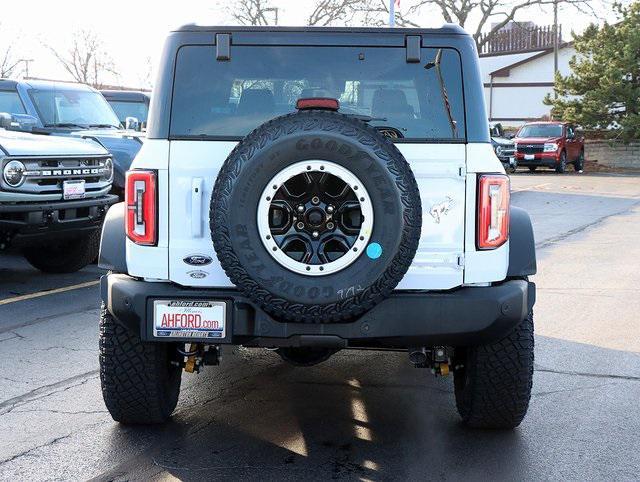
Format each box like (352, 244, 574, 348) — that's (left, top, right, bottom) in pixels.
(211, 110, 422, 323)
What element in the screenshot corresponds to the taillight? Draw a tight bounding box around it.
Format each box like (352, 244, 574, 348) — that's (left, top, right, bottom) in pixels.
(125, 170, 157, 246)
(477, 174, 510, 250)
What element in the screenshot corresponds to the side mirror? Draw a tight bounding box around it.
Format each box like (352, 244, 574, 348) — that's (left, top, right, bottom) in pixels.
(567, 131, 575, 139)
(125, 116, 141, 131)
(0, 113, 39, 132)
(12, 114, 39, 132)
(508, 134, 515, 139)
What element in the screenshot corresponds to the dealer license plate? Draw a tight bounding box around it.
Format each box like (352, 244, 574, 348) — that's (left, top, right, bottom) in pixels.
(63, 180, 85, 200)
(153, 300, 226, 339)
(524, 154, 535, 161)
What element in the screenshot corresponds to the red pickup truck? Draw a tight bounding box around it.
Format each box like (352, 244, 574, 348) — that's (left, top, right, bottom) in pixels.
(514, 121, 584, 173)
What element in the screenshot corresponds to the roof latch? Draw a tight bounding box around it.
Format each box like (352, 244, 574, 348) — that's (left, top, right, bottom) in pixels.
(216, 33, 231, 61)
(406, 35, 421, 63)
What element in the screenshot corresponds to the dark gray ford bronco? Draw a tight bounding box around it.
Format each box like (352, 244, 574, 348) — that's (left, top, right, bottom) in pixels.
(99, 25, 537, 429)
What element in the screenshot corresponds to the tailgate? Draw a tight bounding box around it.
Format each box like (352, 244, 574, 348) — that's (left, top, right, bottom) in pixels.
(168, 141, 466, 290)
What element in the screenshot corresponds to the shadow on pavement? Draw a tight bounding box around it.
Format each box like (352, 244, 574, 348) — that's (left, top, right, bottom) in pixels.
(0, 252, 103, 300)
(93, 349, 534, 481)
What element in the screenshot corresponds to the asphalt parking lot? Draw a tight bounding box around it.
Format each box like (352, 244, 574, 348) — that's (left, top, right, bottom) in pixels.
(1, 170, 639, 481)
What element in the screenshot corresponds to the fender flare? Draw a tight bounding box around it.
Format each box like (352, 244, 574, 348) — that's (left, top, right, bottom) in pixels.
(507, 206, 537, 277)
(98, 202, 127, 273)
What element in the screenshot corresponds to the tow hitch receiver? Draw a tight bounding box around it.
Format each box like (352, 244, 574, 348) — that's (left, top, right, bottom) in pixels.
(409, 346, 451, 376)
(180, 344, 221, 373)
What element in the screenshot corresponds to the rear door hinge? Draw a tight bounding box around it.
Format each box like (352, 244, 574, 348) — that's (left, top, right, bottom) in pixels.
(216, 33, 231, 61)
(405, 35, 421, 63)
(457, 254, 465, 268)
(458, 165, 467, 178)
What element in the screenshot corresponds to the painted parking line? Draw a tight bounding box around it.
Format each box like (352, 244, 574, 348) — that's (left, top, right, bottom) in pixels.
(0, 280, 100, 306)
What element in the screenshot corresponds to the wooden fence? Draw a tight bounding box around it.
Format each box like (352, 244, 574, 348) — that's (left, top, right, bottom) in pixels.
(479, 25, 562, 55)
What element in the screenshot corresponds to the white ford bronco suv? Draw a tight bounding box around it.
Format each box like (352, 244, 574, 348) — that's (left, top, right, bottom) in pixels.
(1, 121, 117, 272)
(99, 25, 537, 429)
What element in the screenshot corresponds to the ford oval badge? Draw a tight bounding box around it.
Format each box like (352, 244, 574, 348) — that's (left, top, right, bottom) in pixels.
(183, 254, 213, 266)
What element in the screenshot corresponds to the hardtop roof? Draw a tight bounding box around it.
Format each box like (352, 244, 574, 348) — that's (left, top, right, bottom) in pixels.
(2, 78, 97, 92)
(0, 79, 19, 91)
(147, 23, 489, 143)
(173, 24, 468, 36)
(101, 90, 150, 102)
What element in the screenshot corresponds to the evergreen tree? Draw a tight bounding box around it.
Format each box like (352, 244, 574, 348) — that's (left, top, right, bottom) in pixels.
(545, 2, 640, 140)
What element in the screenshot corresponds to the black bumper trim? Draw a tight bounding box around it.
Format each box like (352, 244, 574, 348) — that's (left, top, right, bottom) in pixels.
(0, 194, 119, 213)
(0, 195, 118, 239)
(102, 274, 535, 348)
(517, 158, 557, 168)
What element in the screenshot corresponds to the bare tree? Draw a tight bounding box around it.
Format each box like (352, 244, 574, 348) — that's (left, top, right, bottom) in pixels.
(137, 56, 154, 91)
(231, 0, 278, 25)
(0, 24, 22, 78)
(352, 0, 422, 27)
(307, 0, 362, 26)
(48, 29, 117, 88)
(409, 0, 596, 50)
(310, 0, 595, 50)
(0, 46, 21, 78)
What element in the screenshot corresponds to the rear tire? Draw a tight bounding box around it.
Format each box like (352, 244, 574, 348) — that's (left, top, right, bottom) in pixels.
(23, 229, 100, 273)
(453, 311, 534, 429)
(528, 166, 537, 172)
(99, 304, 182, 424)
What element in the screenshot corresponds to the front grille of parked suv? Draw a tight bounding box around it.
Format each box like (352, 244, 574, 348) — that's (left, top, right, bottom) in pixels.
(1, 156, 113, 196)
(518, 144, 544, 154)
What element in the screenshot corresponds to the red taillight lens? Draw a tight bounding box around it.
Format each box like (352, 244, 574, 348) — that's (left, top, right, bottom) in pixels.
(125, 170, 157, 246)
(477, 174, 510, 250)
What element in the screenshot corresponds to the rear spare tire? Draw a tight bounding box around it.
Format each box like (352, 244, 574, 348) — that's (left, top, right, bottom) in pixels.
(211, 111, 421, 323)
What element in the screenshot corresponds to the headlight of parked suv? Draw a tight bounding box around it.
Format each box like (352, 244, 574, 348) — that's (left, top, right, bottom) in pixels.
(495, 145, 503, 156)
(3, 160, 25, 187)
(103, 158, 114, 182)
(543, 143, 559, 152)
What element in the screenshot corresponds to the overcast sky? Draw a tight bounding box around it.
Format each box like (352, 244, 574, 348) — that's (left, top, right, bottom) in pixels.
(0, 0, 623, 88)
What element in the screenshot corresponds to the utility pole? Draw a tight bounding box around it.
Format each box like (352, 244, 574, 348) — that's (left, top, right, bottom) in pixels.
(264, 7, 278, 25)
(552, 0, 559, 103)
(19, 59, 34, 79)
(553, 0, 559, 75)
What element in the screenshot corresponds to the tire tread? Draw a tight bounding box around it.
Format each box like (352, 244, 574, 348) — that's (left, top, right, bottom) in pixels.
(455, 311, 534, 429)
(99, 304, 181, 424)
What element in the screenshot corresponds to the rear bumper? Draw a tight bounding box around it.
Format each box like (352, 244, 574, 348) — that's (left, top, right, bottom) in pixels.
(102, 274, 536, 348)
(0, 195, 118, 244)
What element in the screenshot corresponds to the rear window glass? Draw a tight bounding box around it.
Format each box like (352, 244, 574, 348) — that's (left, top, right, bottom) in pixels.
(109, 100, 149, 123)
(0, 90, 26, 115)
(170, 45, 465, 141)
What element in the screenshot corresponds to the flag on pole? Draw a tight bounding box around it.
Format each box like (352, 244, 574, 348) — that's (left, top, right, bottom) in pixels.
(389, 0, 401, 27)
